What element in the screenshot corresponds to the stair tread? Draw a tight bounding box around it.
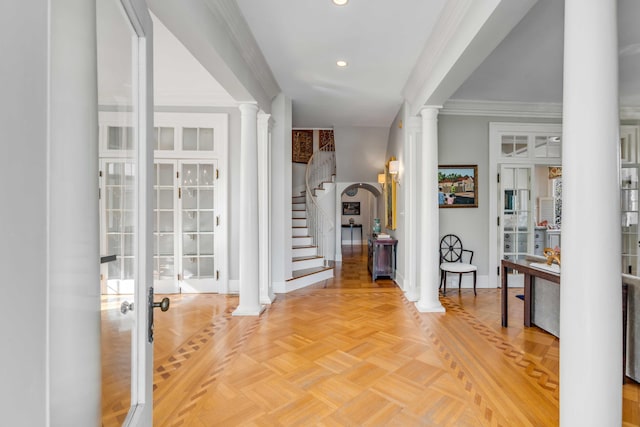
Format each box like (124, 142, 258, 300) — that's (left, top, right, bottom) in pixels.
(292, 226, 308, 228)
(292, 256, 323, 262)
(287, 266, 333, 280)
(292, 245, 317, 249)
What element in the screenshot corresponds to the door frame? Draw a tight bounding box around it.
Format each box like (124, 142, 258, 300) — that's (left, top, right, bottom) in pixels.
(119, 0, 154, 425)
(154, 112, 229, 294)
(489, 122, 562, 288)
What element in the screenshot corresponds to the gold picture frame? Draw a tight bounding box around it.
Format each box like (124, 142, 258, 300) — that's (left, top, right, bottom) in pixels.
(438, 165, 478, 208)
(384, 157, 397, 229)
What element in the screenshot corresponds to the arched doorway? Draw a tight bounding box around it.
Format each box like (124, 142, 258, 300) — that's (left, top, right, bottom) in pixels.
(336, 183, 382, 261)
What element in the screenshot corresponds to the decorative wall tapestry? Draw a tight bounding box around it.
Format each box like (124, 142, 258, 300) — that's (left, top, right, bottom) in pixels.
(319, 129, 335, 151)
(292, 130, 313, 163)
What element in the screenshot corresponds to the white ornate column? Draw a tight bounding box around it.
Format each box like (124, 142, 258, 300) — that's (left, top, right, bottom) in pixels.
(560, 1, 621, 425)
(416, 106, 445, 313)
(233, 103, 264, 316)
(258, 112, 275, 304)
(404, 115, 421, 302)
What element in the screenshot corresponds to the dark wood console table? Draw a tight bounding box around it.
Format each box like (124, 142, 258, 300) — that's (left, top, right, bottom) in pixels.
(502, 258, 638, 383)
(368, 238, 397, 281)
(501, 257, 559, 328)
(342, 224, 363, 246)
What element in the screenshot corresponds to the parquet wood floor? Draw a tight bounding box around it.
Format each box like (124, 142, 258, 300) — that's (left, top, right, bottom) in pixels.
(102, 245, 640, 426)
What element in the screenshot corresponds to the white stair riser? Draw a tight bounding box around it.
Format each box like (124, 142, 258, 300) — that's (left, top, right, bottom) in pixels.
(292, 211, 306, 219)
(292, 227, 308, 237)
(292, 203, 305, 210)
(292, 236, 313, 246)
(277, 269, 334, 293)
(292, 196, 305, 203)
(292, 246, 317, 257)
(292, 219, 307, 227)
(292, 257, 324, 270)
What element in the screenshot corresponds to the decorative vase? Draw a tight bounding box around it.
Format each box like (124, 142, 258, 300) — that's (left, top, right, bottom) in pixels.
(373, 218, 381, 234)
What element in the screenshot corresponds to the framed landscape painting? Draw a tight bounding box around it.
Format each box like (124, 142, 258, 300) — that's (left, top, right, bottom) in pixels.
(438, 165, 478, 208)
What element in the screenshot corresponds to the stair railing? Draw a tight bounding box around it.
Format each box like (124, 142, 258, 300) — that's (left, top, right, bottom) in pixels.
(305, 141, 336, 265)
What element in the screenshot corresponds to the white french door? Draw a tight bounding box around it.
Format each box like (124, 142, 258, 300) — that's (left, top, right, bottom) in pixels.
(178, 160, 219, 292)
(499, 165, 533, 287)
(97, 0, 155, 425)
(153, 160, 179, 293)
(152, 159, 221, 293)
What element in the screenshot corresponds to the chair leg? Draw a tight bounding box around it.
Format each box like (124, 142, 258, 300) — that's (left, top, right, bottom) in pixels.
(442, 272, 447, 295)
(473, 271, 477, 296)
(458, 273, 462, 293)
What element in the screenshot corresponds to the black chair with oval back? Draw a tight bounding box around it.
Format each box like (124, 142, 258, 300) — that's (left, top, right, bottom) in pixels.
(439, 234, 477, 295)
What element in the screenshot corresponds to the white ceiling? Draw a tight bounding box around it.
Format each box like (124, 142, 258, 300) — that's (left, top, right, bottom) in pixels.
(148, 0, 640, 126)
(452, 0, 640, 107)
(232, 0, 640, 127)
(235, 0, 447, 128)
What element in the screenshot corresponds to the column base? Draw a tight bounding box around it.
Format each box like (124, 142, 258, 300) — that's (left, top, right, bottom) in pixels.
(415, 300, 445, 313)
(260, 293, 276, 305)
(404, 288, 419, 302)
(232, 304, 266, 316)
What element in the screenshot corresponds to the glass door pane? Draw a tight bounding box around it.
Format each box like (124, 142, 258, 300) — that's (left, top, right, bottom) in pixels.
(97, 0, 140, 424)
(154, 161, 179, 293)
(621, 166, 639, 275)
(501, 165, 533, 286)
(179, 161, 217, 292)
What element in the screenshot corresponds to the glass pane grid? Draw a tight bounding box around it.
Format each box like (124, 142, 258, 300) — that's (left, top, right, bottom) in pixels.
(180, 162, 216, 280)
(154, 163, 175, 279)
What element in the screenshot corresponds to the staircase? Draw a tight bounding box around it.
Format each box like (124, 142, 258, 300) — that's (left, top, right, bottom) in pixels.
(285, 193, 334, 291)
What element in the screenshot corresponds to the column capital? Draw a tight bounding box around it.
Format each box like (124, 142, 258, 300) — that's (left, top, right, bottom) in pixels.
(257, 112, 273, 130)
(419, 105, 442, 120)
(239, 103, 259, 114)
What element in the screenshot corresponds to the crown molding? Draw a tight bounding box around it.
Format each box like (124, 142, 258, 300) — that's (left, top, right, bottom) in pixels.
(441, 99, 563, 118)
(154, 89, 239, 108)
(441, 99, 640, 120)
(620, 106, 640, 120)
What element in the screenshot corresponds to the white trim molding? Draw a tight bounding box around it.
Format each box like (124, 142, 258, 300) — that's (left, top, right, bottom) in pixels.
(442, 99, 563, 118)
(442, 99, 640, 120)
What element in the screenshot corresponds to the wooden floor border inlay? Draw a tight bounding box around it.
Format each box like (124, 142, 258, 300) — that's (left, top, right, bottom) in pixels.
(153, 306, 235, 392)
(440, 296, 560, 399)
(161, 311, 263, 427)
(403, 297, 507, 427)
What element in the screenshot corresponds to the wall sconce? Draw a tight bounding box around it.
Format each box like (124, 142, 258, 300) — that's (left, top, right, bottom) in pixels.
(389, 160, 399, 175)
(389, 160, 400, 184)
(377, 173, 385, 185)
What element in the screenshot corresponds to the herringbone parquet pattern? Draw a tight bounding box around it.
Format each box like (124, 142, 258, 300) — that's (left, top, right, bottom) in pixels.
(101, 246, 640, 426)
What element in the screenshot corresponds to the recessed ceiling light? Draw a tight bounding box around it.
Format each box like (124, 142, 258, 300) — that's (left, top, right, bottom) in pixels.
(333, 0, 348, 5)
(336, 60, 348, 67)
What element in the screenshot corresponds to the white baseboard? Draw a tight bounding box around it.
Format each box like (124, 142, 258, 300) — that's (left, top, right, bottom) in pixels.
(403, 279, 419, 302)
(394, 271, 405, 291)
(443, 274, 491, 289)
(228, 279, 239, 294)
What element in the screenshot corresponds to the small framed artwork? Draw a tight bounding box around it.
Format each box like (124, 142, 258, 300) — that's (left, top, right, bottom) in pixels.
(438, 165, 478, 208)
(342, 202, 360, 215)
